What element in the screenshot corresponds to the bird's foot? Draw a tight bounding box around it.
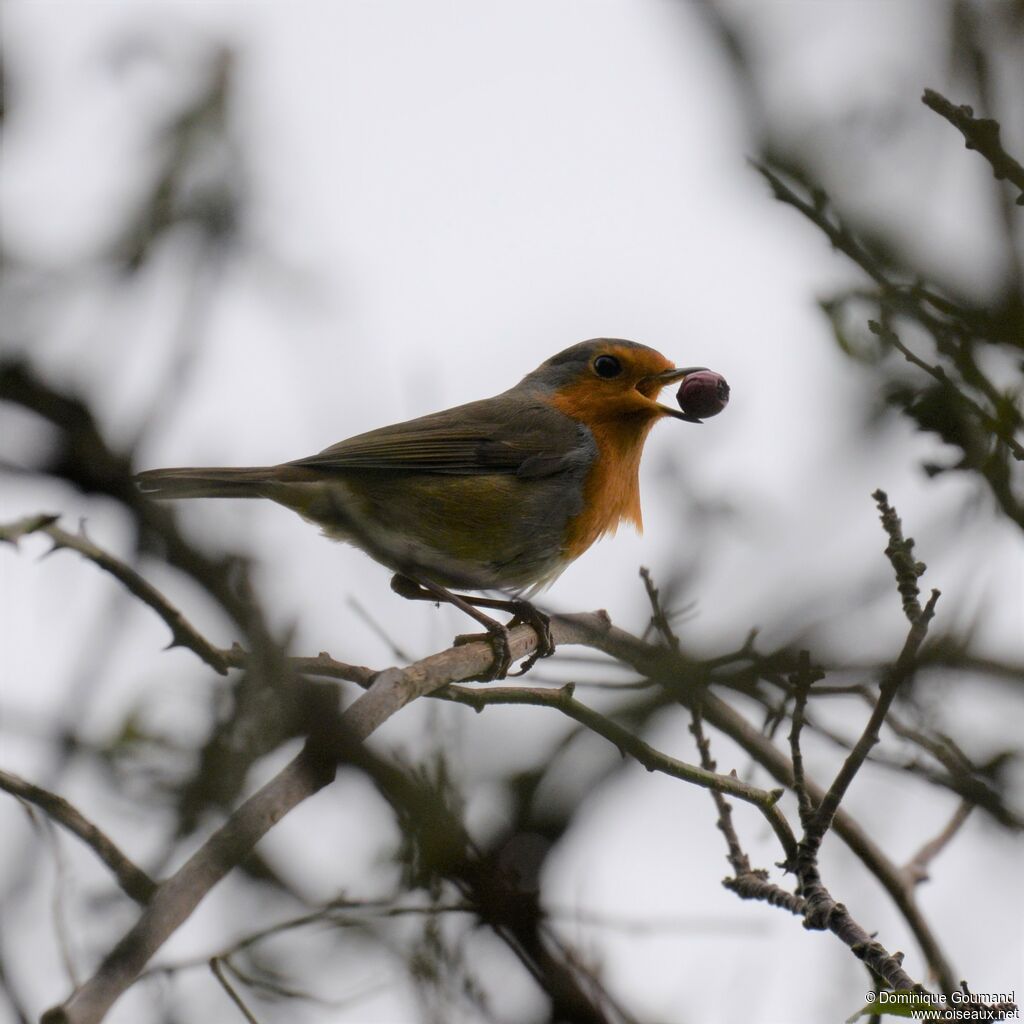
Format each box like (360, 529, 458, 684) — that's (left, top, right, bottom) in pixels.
(507, 600, 554, 676)
(390, 573, 550, 679)
(454, 621, 513, 680)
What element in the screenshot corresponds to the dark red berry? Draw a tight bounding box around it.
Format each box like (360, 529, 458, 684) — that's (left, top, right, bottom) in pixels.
(676, 371, 730, 419)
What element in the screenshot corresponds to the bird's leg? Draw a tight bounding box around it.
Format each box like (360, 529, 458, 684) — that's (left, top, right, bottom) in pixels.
(390, 574, 513, 680)
(389, 575, 554, 678)
(504, 599, 554, 676)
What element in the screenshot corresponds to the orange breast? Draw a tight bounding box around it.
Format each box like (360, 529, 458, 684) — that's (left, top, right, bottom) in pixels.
(550, 385, 661, 561)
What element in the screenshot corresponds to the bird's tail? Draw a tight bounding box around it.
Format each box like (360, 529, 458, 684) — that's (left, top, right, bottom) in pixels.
(135, 466, 277, 500)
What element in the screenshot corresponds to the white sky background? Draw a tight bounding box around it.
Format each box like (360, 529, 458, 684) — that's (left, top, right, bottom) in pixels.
(1, 2, 1022, 1023)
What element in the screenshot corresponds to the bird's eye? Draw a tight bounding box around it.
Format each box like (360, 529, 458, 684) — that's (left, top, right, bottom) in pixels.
(593, 355, 622, 379)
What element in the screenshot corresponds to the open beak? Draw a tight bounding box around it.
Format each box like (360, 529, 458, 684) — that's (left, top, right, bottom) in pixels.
(640, 365, 709, 423)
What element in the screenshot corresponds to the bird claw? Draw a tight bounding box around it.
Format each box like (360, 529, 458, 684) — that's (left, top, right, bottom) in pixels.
(455, 625, 513, 680)
(395, 575, 551, 680)
(508, 601, 555, 676)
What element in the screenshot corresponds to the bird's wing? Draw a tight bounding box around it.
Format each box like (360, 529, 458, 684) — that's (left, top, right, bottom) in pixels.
(287, 394, 590, 478)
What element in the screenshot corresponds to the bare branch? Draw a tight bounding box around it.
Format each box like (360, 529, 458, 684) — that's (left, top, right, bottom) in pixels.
(443, 681, 796, 863)
(2, 518, 377, 687)
(922, 88, 1024, 205)
(871, 490, 927, 623)
(688, 707, 754, 877)
(0, 770, 156, 904)
(722, 873, 805, 916)
(807, 589, 940, 850)
(639, 566, 681, 649)
(900, 801, 973, 889)
(13, 511, 974, 1018)
(209, 958, 260, 1024)
(1, 515, 229, 675)
(560, 612, 960, 992)
(41, 745, 333, 1024)
(867, 323, 1024, 463)
(788, 650, 824, 830)
(38, 614, 604, 1024)
(221, 644, 375, 687)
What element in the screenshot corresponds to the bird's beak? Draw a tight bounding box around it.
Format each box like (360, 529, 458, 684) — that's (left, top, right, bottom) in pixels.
(641, 365, 709, 423)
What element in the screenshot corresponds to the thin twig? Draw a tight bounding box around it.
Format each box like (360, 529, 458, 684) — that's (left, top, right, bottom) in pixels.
(139, 898, 480, 976)
(788, 650, 824, 830)
(46, 818, 81, 988)
(868, 322, 1024, 462)
(722, 873, 805, 916)
(520, 612, 963, 996)
(871, 490, 926, 623)
(639, 567, 681, 650)
(0, 770, 156, 904)
(209, 957, 261, 1024)
(346, 595, 415, 662)
(900, 801, 973, 889)
(922, 88, 1024, 205)
(0, 515, 229, 674)
(41, 745, 334, 1024)
(807, 589, 940, 850)
(443, 682, 796, 863)
(689, 707, 753, 877)
(221, 644, 375, 687)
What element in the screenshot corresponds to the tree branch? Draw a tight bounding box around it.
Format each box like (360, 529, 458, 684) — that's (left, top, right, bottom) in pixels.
(0, 770, 156, 905)
(9, 513, 979, 1019)
(441, 680, 796, 863)
(922, 88, 1024, 205)
(806, 589, 940, 850)
(1, 515, 229, 675)
(37, 614, 601, 1024)
(900, 801, 973, 889)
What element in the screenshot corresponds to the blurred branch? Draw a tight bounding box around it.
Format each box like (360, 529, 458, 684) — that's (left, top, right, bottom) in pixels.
(900, 801, 973, 889)
(0, 770, 156, 904)
(922, 88, 1024, 206)
(139, 897, 479, 977)
(208, 957, 260, 1024)
(0, 513, 382, 689)
(0, 358, 266, 631)
(754, 163, 1024, 532)
(868, 321, 1024, 463)
(41, 743, 335, 1024)
(754, 160, 1020, 347)
(0, 514, 229, 675)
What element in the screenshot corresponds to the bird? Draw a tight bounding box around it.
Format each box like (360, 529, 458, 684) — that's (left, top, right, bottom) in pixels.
(137, 339, 719, 678)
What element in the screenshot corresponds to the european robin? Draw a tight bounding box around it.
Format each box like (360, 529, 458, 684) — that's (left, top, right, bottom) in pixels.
(138, 339, 728, 677)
